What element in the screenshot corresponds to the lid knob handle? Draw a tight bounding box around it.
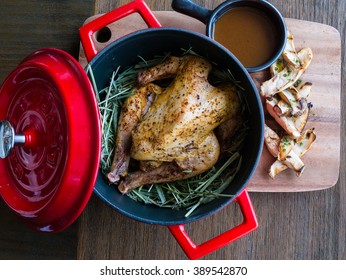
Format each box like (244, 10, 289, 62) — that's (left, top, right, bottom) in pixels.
(0, 120, 25, 159)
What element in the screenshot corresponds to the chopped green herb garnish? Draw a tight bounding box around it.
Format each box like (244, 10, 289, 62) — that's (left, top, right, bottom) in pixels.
(294, 79, 302, 87)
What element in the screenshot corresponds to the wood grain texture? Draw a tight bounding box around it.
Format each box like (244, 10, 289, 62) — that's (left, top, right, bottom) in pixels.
(0, 0, 95, 260)
(0, 200, 78, 260)
(0, 0, 344, 261)
(250, 18, 341, 191)
(77, 0, 346, 260)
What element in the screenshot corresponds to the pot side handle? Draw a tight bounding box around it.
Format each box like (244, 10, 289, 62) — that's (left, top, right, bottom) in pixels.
(79, 0, 161, 62)
(168, 189, 258, 260)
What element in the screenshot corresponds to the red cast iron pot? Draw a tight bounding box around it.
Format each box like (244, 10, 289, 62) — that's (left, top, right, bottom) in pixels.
(80, 0, 264, 259)
(0, 0, 264, 260)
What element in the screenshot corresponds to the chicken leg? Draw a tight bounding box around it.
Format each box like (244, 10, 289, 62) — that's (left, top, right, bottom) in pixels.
(118, 132, 220, 194)
(106, 83, 162, 183)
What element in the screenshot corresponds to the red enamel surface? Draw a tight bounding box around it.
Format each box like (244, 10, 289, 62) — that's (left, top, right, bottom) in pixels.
(168, 189, 258, 259)
(79, 0, 161, 62)
(0, 49, 101, 232)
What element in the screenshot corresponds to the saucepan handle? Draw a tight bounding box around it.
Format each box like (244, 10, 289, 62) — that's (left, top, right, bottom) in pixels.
(168, 189, 258, 260)
(79, 0, 161, 62)
(171, 0, 213, 24)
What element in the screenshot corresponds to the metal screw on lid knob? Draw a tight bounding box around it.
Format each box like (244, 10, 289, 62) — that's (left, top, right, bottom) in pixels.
(0, 120, 25, 158)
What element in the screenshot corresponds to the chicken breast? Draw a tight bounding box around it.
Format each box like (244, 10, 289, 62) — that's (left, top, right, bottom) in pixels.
(131, 55, 240, 162)
(107, 55, 242, 193)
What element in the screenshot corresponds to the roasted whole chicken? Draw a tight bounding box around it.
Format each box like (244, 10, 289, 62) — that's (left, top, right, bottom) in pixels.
(106, 55, 242, 194)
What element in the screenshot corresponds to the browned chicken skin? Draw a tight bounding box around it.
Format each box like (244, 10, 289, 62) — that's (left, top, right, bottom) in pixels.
(106, 84, 162, 183)
(107, 55, 242, 194)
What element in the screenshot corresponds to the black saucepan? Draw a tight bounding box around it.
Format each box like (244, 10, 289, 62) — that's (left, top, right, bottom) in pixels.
(172, 0, 287, 72)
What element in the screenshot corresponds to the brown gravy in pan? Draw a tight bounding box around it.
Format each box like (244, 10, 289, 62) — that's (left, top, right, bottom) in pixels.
(214, 6, 277, 68)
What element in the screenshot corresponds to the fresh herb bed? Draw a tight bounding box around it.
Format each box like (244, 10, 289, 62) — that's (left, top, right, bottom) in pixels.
(88, 50, 248, 217)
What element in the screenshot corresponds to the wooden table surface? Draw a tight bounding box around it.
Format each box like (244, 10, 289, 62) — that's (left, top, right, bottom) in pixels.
(0, 0, 345, 260)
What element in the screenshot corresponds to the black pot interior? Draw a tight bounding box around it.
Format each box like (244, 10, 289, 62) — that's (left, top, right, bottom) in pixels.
(89, 28, 264, 225)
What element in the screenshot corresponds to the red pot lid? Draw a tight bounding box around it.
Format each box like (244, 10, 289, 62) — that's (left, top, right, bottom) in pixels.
(0, 48, 101, 232)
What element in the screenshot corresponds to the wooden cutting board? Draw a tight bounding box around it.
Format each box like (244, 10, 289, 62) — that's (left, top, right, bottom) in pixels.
(79, 11, 341, 192)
